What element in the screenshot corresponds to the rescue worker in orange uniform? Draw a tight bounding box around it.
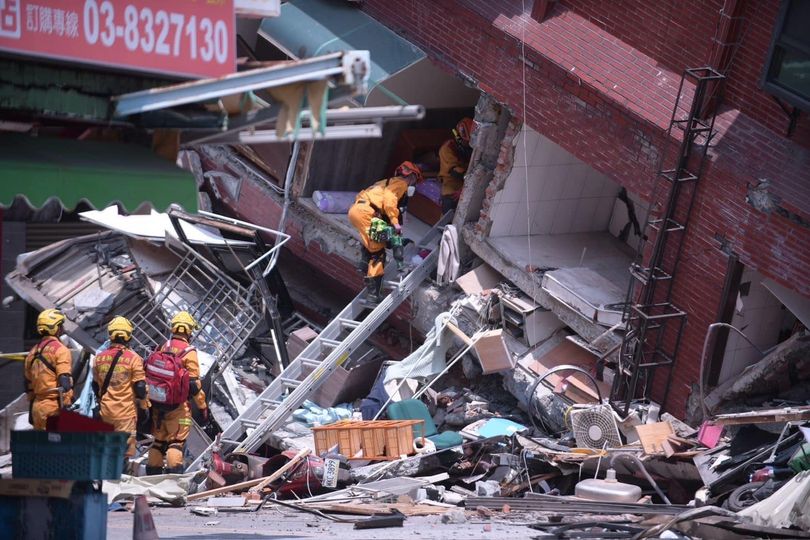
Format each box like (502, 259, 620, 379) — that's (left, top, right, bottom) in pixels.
(438, 117, 474, 212)
(24, 309, 73, 430)
(92, 316, 148, 460)
(348, 161, 423, 303)
(146, 311, 208, 474)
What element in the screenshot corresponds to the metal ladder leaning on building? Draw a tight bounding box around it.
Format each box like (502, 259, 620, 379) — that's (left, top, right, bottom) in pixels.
(186, 212, 453, 471)
(609, 68, 726, 416)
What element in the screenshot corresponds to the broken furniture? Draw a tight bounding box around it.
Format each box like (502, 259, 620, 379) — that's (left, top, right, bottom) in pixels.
(386, 399, 464, 450)
(445, 321, 514, 375)
(499, 293, 562, 347)
(312, 420, 424, 460)
(472, 329, 515, 374)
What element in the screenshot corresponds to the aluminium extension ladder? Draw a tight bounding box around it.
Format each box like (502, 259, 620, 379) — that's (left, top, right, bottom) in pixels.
(186, 213, 453, 471)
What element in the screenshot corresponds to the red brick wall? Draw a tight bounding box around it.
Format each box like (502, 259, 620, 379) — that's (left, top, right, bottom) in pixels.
(722, 0, 810, 146)
(558, 0, 719, 72)
(556, 0, 810, 147)
(363, 0, 810, 416)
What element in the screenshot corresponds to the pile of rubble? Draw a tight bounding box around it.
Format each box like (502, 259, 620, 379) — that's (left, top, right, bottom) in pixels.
(2, 208, 809, 539)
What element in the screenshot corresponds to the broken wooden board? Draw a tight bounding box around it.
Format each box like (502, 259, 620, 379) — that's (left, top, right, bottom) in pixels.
(522, 340, 611, 403)
(455, 263, 502, 295)
(635, 422, 675, 455)
(712, 406, 810, 425)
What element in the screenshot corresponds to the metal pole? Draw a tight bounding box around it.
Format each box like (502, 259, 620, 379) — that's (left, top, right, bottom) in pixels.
(278, 140, 301, 235)
(698, 322, 764, 419)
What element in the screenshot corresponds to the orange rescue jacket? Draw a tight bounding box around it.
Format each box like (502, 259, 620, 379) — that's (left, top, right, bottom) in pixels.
(24, 336, 72, 400)
(93, 343, 145, 421)
(356, 177, 410, 227)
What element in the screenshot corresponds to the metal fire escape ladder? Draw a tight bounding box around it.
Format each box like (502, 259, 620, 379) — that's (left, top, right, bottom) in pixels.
(186, 213, 452, 471)
(610, 68, 725, 416)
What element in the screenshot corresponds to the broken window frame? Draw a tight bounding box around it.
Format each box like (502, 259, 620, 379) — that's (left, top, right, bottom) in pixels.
(761, 0, 810, 113)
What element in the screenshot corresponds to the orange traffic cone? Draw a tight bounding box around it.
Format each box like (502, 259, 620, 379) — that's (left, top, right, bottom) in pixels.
(132, 495, 159, 540)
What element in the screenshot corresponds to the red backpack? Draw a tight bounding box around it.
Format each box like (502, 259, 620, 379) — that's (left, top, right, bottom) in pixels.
(145, 344, 192, 407)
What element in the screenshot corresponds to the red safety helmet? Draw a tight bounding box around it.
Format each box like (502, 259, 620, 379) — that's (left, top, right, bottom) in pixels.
(395, 161, 423, 184)
(453, 117, 474, 146)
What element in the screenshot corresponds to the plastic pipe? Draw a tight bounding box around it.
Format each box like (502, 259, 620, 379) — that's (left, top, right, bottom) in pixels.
(610, 452, 671, 504)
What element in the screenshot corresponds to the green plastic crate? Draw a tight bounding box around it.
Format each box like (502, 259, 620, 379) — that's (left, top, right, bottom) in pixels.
(11, 431, 127, 480)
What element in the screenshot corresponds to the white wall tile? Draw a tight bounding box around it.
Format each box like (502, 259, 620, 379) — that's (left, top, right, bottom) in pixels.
(531, 200, 557, 234)
(489, 201, 517, 237)
(593, 197, 616, 230)
(560, 168, 587, 199)
(540, 167, 567, 200)
(530, 134, 553, 166)
(581, 172, 606, 198)
(501, 169, 526, 203)
(509, 200, 531, 237)
(551, 199, 578, 234)
(573, 198, 602, 232)
(489, 126, 639, 238)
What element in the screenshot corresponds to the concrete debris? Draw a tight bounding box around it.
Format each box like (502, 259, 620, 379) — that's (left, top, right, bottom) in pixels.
(440, 508, 467, 524)
(4, 213, 809, 540)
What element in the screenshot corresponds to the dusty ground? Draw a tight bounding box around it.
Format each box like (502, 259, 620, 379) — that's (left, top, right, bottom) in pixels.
(107, 505, 535, 539)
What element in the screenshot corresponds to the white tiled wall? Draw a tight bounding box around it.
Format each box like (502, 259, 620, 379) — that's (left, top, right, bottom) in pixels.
(717, 269, 787, 385)
(490, 127, 621, 238)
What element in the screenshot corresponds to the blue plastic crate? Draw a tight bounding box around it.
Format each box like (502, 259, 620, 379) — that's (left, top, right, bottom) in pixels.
(11, 431, 127, 481)
(0, 482, 107, 540)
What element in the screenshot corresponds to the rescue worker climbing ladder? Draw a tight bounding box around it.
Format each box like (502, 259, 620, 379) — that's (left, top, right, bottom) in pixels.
(146, 311, 208, 474)
(92, 316, 148, 462)
(348, 161, 423, 303)
(24, 309, 73, 430)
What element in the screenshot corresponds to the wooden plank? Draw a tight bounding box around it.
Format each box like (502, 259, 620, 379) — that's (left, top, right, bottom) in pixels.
(713, 406, 810, 426)
(249, 448, 310, 493)
(187, 448, 310, 501)
(635, 422, 675, 455)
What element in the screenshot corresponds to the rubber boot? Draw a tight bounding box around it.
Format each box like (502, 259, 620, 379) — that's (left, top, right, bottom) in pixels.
(363, 276, 383, 304)
(145, 465, 164, 476)
(357, 249, 371, 275)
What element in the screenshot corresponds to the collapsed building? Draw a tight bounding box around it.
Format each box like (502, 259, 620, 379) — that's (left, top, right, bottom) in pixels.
(1, 1, 809, 538)
(179, 0, 810, 424)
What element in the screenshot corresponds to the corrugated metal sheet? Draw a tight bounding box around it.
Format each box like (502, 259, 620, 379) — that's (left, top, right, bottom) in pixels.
(26, 223, 102, 251)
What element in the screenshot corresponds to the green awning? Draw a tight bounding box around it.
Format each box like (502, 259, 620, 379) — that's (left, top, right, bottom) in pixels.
(0, 135, 198, 212)
(258, 0, 425, 96)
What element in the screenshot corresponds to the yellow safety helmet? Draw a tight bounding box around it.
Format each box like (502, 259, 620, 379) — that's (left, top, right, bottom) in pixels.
(108, 316, 134, 342)
(36, 308, 65, 336)
(170, 311, 198, 335)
